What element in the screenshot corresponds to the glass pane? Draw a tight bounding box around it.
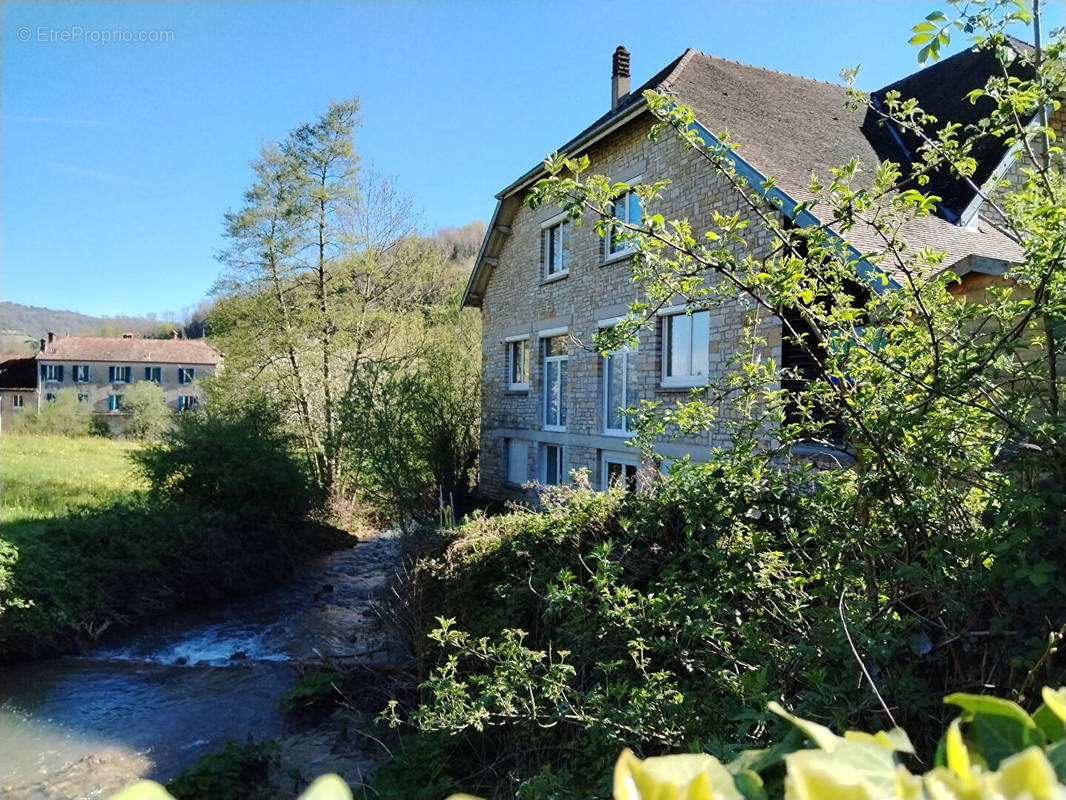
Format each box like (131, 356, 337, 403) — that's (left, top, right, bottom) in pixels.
(545, 360, 559, 426)
(559, 223, 568, 271)
(546, 336, 567, 357)
(559, 359, 568, 426)
(607, 461, 622, 487)
(546, 446, 559, 484)
(606, 352, 624, 430)
(691, 311, 709, 377)
(628, 192, 642, 227)
(668, 315, 690, 377)
(624, 464, 638, 492)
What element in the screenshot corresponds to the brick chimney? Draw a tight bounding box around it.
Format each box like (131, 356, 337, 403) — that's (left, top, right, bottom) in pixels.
(611, 45, 631, 111)
(47, 331, 55, 344)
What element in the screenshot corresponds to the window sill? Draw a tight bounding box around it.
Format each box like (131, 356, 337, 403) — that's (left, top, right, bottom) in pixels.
(602, 249, 636, 267)
(505, 385, 530, 395)
(657, 381, 708, 392)
(602, 429, 633, 438)
(539, 271, 569, 286)
(542, 425, 566, 433)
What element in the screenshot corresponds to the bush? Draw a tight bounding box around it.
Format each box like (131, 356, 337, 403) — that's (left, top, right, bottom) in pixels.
(165, 740, 278, 800)
(124, 380, 171, 440)
(131, 397, 321, 527)
(11, 388, 91, 436)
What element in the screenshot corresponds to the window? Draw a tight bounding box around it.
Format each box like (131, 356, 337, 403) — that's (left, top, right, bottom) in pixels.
(604, 343, 638, 434)
(542, 335, 568, 430)
(41, 364, 63, 382)
(540, 444, 566, 485)
(507, 338, 529, 389)
(108, 394, 124, 411)
(608, 190, 643, 255)
(542, 220, 569, 279)
(78, 393, 89, 404)
(506, 439, 529, 485)
(73, 364, 91, 382)
(108, 365, 132, 383)
(12, 395, 24, 410)
(178, 367, 195, 385)
(662, 310, 709, 387)
(178, 395, 198, 411)
(145, 366, 162, 383)
(45, 392, 56, 403)
(602, 453, 639, 492)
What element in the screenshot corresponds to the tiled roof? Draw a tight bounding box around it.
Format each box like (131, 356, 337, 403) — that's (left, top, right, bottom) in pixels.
(40, 336, 221, 365)
(0, 355, 38, 390)
(465, 44, 1030, 306)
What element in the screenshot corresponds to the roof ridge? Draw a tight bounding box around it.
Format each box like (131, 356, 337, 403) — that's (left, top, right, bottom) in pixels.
(659, 47, 698, 92)
(688, 49, 848, 90)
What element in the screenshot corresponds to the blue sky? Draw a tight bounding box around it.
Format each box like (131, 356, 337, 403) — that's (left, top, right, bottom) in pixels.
(3, 1, 1060, 318)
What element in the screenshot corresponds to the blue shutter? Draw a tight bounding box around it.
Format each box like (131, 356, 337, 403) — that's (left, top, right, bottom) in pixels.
(109, 366, 115, 382)
(40, 364, 47, 380)
(178, 396, 185, 410)
(57, 365, 64, 382)
(145, 367, 151, 381)
(108, 395, 114, 411)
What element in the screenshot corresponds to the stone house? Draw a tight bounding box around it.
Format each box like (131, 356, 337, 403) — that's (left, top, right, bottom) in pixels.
(463, 44, 1050, 502)
(2, 332, 222, 433)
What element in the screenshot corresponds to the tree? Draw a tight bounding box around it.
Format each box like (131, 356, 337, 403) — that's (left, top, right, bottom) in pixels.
(14, 388, 91, 436)
(124, 380, 171, 440)
(213, 99, 457, 505)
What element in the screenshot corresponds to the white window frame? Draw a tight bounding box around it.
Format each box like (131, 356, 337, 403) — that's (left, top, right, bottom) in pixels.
(42, 364, 61, 382)
(506, 438, 530, 485)
(601, 451, 640, 492)
(541, 333, 568, 432)
(108, 393, 125, 411)
(178, 395, 198, 411)
(659, 306, 710, 388)
(178, 367, 195, 385)
(109, 365, 131, 384)
(12, 394, 24, 410)
(602, 328, 637, 435)
(505, 335, 530, 390)
(541, 213, 570, 281)
(607, 180, 643, 258)
(73, 364, 91, 383)
(145, 366, 162, 383)
(539, 443, 566, 486)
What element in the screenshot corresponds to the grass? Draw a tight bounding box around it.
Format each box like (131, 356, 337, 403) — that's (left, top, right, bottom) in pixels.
(1, 433, 146, 527)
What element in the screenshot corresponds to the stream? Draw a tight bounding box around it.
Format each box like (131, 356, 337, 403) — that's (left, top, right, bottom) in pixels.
(0, 533, 402, 800)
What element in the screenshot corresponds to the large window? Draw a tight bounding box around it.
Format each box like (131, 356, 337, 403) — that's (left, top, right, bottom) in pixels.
(507, 439, 529, 485)
(145, 366, 162, 383)
(604, 343, 638, 434)
(608, 189, 643, 255)
(108, 365, 132, 383)
(507, 338, 529, 389)
(602, 452, 639, 492)
(72, 364, 91, 382)
(178, 367, 195, 385)
(108, 394, 125, 411)
(41, 364, 63, 382)
(540, 444, 566, 485)
(12, 395, 24, 410)
(542, 335, 568, 431)
(543, 220, 569, 279)
(662, 310, 709, 387)
(178, 395, 198, 411)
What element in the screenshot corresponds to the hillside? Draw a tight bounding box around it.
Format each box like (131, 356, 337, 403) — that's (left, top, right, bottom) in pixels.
(0, 302, 182, 353)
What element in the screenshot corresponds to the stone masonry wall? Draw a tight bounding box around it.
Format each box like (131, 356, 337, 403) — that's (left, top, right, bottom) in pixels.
(477, 114, 782, 502)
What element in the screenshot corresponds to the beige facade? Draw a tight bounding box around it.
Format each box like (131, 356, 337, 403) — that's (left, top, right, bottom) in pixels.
(32, 333, 220, 430)
(476, 117, 781, 500)
(466, 46, 1038, 503)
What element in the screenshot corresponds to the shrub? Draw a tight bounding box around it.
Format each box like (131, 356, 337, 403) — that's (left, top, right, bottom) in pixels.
(124, 380, 171, 440)
(164, 740, 278, 800)
(11, 388, 91, 436)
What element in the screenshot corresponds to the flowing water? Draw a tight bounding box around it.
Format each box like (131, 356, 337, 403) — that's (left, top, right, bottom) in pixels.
(0, 533, 401, 799)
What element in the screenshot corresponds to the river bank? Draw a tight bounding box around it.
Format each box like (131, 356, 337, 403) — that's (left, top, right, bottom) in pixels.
(0, 531, 405, 799)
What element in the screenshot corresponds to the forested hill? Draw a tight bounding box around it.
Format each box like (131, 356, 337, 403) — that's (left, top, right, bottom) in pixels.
(0, 302, 183, 353)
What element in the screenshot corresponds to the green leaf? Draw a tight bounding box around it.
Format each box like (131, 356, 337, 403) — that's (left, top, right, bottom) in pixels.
(297, 775, 353, 800)
(767, 701, 842, 752)
(1034, 704, 1066, 744)
(944, 692, 1036, 729)
(912, 20, 938, 31)
(108, 782, 175, 800)
(970, 714, 1038, 769)
(910, 32, 935, 45)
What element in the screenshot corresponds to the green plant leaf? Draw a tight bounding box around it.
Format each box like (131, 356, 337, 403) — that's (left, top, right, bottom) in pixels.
(1033, 704, 1065, 744)
(108, 781, 175, 800)
(943, 692, 1036, 728)
(297, 774, 353, 800)
(767, 701, 842, 752)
